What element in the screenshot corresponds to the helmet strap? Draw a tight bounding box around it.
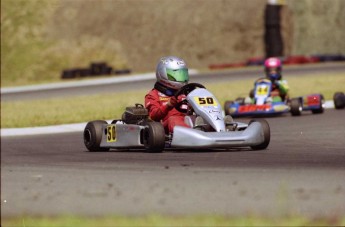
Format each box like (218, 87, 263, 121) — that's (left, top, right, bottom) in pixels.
(154, 82, 176, 96)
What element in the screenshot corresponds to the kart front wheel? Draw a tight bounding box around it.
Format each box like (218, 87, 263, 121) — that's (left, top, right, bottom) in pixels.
(143, 121, 165, 153)
(333, 92, 345, 109)
(290, 98, 302, 116)
(249, 119, 270, 150)
(84, 120, 109, 152)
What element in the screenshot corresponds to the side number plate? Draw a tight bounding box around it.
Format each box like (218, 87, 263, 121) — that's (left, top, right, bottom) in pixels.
(107, 125, 116, 142)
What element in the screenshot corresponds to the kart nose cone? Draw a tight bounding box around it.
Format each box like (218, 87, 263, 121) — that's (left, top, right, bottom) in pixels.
(171, 122, 265, 148)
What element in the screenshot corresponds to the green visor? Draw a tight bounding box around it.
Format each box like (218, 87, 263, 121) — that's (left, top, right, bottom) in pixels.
(166, 68, 189, 82)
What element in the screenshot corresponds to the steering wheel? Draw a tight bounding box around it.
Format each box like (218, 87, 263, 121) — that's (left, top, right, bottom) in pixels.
(174, 83, 206, 97)
(174, 83, 206, 113)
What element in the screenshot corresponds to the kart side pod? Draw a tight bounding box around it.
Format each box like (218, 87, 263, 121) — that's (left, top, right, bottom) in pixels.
(84, 120, 166, 153)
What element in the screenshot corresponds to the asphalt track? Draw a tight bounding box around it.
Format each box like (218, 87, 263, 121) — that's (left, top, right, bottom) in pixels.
(1, 64, 345, 218)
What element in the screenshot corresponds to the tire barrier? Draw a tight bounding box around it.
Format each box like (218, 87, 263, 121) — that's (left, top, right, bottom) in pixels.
(208, 62, 246, 70)
(208, 54, 345, 70)
(313, 54, 345, 62)
(61, 62, 131, 79)
(283, 55, 320, 65)
(90, 62, 112, 76)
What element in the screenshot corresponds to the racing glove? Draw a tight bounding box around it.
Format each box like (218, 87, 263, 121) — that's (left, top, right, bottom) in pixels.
(274, 81, 280, 86)
(274, 81, 289, 95)
(167, 96, 178, 108)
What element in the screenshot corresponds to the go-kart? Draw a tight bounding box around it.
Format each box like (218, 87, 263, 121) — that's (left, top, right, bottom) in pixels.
(333, 92, 345, 109)
(224, 78, 325, 117)
(83, 83, 270, 153)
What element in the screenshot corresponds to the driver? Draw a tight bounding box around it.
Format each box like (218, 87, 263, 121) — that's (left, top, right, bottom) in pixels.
(264, 57, 289, 101)
(248, 57, 290, 103)
(145, 56, 190, 133)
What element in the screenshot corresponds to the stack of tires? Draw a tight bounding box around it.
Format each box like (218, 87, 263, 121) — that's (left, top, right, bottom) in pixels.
(61, 62, 131, 79)
(264, 3, 283, 58)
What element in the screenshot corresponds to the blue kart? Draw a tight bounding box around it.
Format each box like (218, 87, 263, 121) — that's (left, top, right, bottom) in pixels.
(224, 78, 324, 117)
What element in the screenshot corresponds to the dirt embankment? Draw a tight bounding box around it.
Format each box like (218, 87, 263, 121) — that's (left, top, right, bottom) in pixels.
(48, 0, 344, 72)
(2, 0, 344, 86)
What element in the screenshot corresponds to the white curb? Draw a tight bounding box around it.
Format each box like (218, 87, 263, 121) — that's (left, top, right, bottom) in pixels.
(1, 122, 88, 137)
(324, 100, 334, 109)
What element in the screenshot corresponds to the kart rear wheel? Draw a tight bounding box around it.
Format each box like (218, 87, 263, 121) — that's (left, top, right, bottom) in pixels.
(249, 119, 270, 150)
(223, 101, 234, 115)
(290, 98, 302, 116)
(249, 89, 255, 98)
(84, 120, 109, 152)
(235, 97, 246, 105)
(143, 121, 165, 153)
(333, 92, 345, 109)
(312, 94, 324, 114)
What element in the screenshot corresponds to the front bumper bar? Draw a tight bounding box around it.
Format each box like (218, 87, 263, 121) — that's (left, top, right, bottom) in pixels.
(171, 122, 264, 148)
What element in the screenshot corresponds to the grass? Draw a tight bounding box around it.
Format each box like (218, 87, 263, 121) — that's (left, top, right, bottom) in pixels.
(1, 73, 344, 129)
(2, 214, 345, 227)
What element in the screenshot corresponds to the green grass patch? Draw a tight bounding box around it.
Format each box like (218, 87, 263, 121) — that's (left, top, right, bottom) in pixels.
(2, 214, 345, 227)
(1, 73, 344, 128)
(1, 90, 146, 128)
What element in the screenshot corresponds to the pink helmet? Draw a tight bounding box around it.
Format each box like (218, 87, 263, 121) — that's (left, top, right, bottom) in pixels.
(264, 57, 282, 81)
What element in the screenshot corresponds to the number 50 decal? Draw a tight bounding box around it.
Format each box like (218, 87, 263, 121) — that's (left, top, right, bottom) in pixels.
(194, 97, 218, 106)
(107, 125, 116, 142)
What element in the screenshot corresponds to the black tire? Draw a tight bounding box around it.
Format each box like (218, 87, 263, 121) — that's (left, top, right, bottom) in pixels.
(333, 92, 345, 109)
(84, 120, 109, 152)
(249, 89, 255, 98)
(223, 101, 234, 116)
(312, 94, 325, 114)
(290, 98, 302, 116)
(249, 119, 270, 150)
(143, 121, 165, 153)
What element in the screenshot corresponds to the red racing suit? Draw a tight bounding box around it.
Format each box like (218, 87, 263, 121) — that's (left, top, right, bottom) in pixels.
(145, 89, 189, 133)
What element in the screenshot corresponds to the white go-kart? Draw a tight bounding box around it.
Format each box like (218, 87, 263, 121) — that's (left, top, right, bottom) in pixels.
(84, 83, 270, 152)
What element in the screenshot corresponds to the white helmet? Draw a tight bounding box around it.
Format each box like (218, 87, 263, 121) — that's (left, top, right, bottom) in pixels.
(156, 56, 189, 90)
